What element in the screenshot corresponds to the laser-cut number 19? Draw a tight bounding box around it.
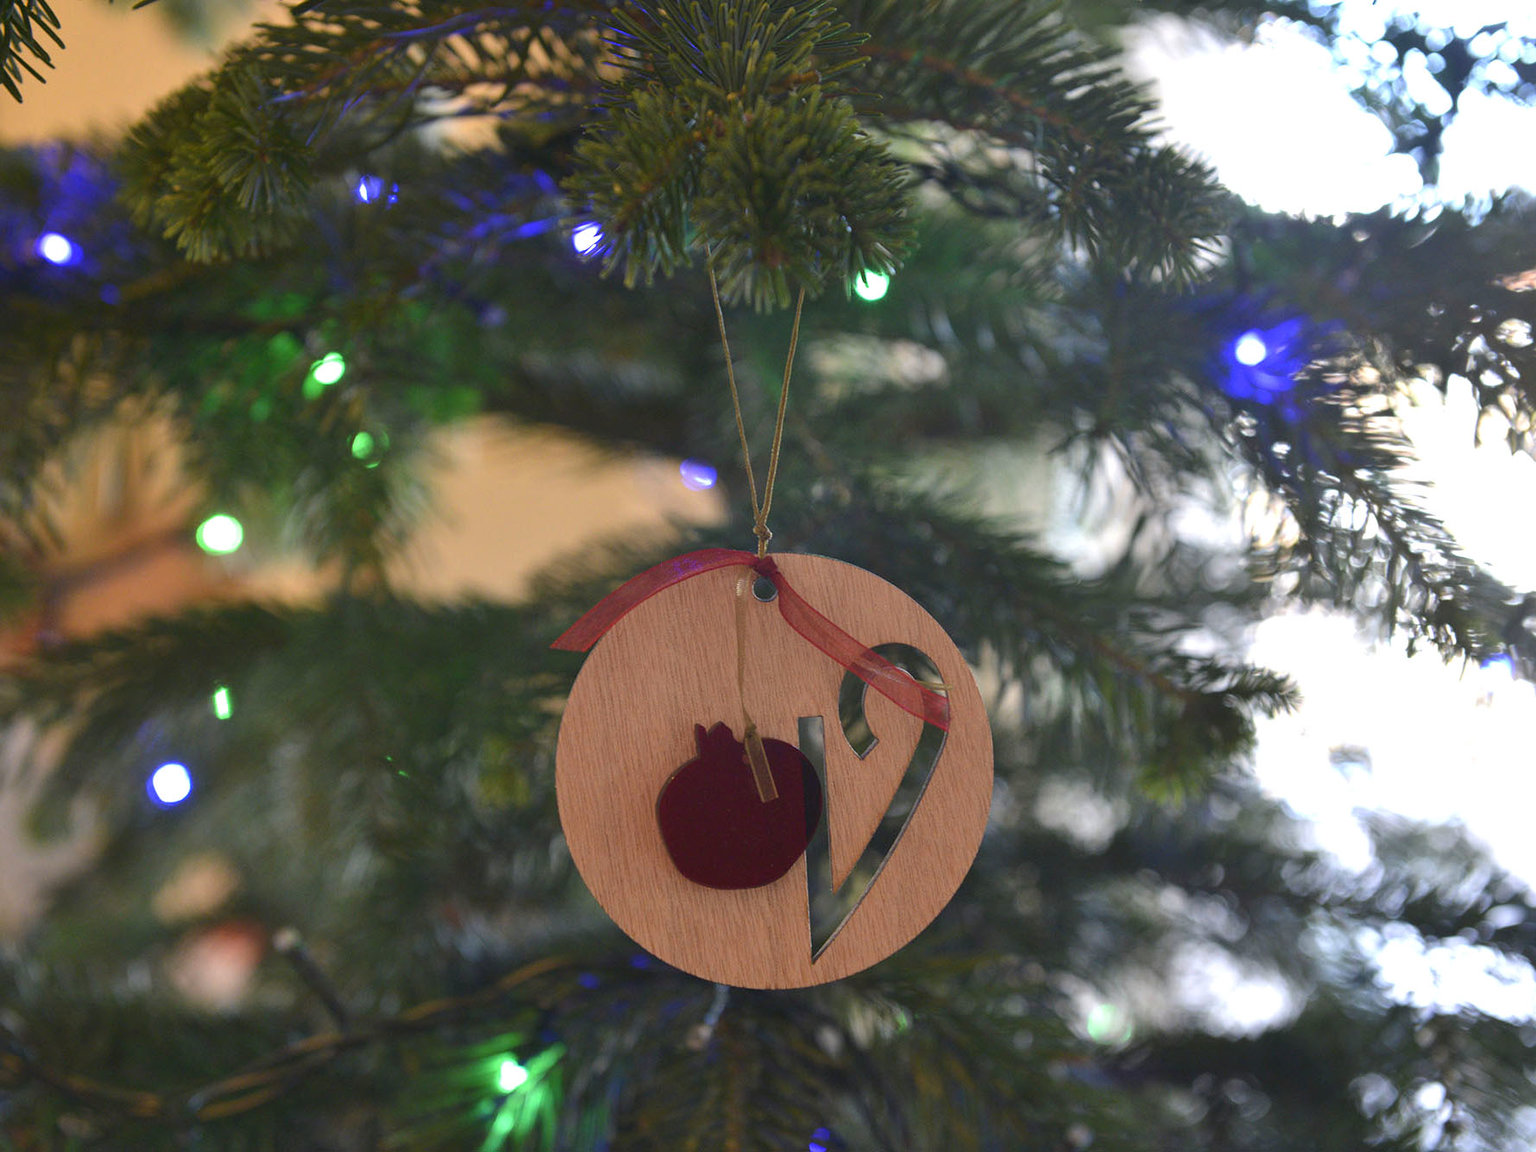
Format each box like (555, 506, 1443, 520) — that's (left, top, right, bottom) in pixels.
(555, 553, 993, 988)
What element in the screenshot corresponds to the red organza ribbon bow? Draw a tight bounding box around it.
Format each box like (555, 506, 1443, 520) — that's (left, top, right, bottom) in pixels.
(551, 548, 950, 731)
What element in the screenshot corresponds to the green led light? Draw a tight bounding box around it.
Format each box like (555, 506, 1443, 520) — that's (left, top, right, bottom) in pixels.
(854, 271, 890, 302)
(211, 686, 233, 720)
(1085, 1002, 1133, 1045)
(311, 351, 347, 385)
(497, 1057, 528, 1093)
(305, 352, 347, 398)
(351, 431, 375, 459)
(195, 514, 244, 555)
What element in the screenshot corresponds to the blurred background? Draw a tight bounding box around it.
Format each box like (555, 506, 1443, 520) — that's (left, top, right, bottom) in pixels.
(5, 1, 1536, 1148)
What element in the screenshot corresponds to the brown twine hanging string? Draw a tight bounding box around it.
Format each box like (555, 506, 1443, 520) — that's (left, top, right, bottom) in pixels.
(707, 251, 807, 801)
(706, 251, 807, 559)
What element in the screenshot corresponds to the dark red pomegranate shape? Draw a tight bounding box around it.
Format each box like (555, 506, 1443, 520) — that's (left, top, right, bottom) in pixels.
(657, 722, 823, 889)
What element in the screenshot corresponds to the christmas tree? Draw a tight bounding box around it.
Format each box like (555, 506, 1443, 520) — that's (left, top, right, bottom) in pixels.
(4, 0, 1536, 1148)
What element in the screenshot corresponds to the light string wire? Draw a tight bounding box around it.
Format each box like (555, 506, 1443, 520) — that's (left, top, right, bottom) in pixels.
(0, 955, 573, 1125)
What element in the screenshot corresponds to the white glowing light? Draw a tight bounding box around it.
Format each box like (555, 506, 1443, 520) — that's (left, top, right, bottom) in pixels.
(150, 763, 193, 806)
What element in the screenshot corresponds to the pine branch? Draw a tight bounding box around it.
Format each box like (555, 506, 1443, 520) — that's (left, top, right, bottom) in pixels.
(1236, 204, 1536, 456)
(843, 0, 1227, 286)
(763, 477, 1298, 792)
(1222, 351, 1531, 669)
(116, 0, 608, 261)
(565, 0, 913, 309)
(1, 955, 574, 1134)
(0, 0, 62, 100)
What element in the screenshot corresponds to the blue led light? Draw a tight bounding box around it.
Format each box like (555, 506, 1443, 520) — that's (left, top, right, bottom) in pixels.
(149, 762, 193, 806)
(679, 458, 718, 491)
(1221, 317, 1309, 404)
(1481, 653, 1516, 678)
(1233, 331, 1269, 366)
(571, 221, 603, 256)
(35, 231, 79, 266)
(354, 175, 399, 205)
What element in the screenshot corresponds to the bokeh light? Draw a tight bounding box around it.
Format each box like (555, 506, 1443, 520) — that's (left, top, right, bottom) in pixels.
(35, 231, 79, 266)
(678, 458, 718, 491)
(1220, 317, 1308, 403)
(497, 1056, 528, 1092)
(1233, 330, 1269, 366)
(211, 686, 233, 720)
(1085, 1001, 1134, 1045)
(354, 175, 399, 205)
(853, 270, 890, 301)
(195, 514, 244, 555)
(310, 352, 347, 387)
(571, 221, 603, 255)
(149, 763, 193, 806)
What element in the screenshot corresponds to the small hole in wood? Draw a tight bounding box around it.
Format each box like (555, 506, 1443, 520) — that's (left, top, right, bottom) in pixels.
(752, 576, 778, 602)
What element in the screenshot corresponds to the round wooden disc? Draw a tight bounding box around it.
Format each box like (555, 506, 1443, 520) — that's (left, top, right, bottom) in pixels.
(555, 553, 993, 988)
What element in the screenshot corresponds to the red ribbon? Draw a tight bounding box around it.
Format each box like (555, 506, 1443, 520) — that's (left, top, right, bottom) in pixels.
(551, 548, 950, 731)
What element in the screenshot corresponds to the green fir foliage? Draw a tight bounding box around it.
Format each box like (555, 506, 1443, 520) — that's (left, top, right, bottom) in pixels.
(3, 1, 1536, 1150)
(565, 0, 912, 308)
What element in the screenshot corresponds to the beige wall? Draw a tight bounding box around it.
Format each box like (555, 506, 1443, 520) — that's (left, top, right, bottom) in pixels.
(0, 0, 277, 143)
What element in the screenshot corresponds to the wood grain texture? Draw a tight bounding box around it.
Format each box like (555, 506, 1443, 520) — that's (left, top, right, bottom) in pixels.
(555, 553, 993, 988)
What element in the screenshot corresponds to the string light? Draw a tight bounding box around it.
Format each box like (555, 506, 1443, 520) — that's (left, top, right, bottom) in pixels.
(351, 431, 375, 459)
(1233, 330, 1269, 366)
(853, 271, 890, 302)
(354, 175, 398, 205)
(1221, 317, 1308, 404)
(496, 1056, 529, 1093)
(35, 231, 79, 266)
(196, 514, 244, 555)
(211, 686, 233, 720)
(678, 458, 717, 490)
(306, 352, 348, 401)
(149, 762, 193, 806)
(809, 1127, 833, 1152)
(571, 222, 603, 256)
(1085, 1002, 1134, 1045)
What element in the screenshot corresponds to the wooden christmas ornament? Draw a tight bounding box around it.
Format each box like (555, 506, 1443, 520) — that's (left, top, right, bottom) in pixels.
(553, 549, 993, 989)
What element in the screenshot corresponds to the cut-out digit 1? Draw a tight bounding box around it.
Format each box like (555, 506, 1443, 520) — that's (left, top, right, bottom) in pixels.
(798, 643, 948, 961)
